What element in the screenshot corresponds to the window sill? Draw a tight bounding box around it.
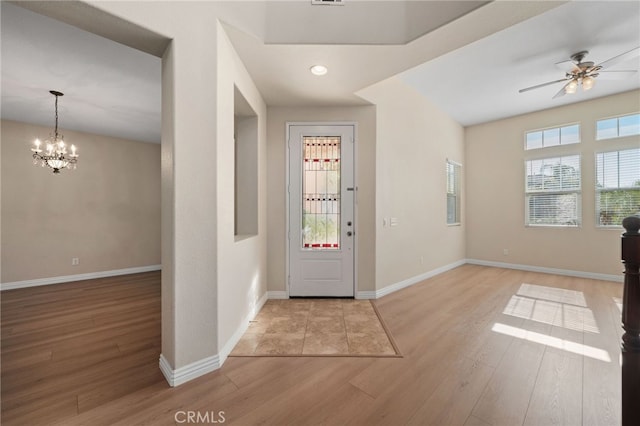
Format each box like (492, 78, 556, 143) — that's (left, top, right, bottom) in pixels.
(235, 234, 257, 243)
(447, 222, 461, 227)
(596, 134, 640, 142)
(525, 224, 581, 229)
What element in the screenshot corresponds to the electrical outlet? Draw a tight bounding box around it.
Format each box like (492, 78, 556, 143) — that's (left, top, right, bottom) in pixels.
(72, 257, 79, 266)
(420, 256, 424, 265)
(503, 249, 509, 256)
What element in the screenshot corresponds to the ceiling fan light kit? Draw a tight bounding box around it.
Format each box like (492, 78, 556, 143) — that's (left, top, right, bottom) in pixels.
(565, 79, 579, 94)
(31, 90, 79, 174)
(519, 47, 639, 99)
(582, 75, 595, 91)
(564, 75, 595, 95)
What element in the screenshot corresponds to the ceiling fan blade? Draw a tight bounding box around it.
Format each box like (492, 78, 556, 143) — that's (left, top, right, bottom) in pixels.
(519, 78, 569, 93)
(597, 70, 638, 80)
(552, 81, 571, 99)
(597, 46, 640, 69)
(555, 59, 578, 73)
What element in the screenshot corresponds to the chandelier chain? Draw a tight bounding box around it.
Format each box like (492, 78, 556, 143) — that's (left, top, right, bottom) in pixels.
(54, 94, 59, 140)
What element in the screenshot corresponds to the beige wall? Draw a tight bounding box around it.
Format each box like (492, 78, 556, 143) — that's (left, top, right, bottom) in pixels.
(1, 119, 160, 283)
(70, 1, 269, 374)
(358, 77, 466, 290)
(216, 24, 268, 355)
(160, 19, 220, 370)
(266, 106, 377, 294)
(234, 116, 259, 236)
(465, 90, 640, 277)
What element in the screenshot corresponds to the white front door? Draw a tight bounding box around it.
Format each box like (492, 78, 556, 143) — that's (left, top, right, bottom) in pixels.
(288, 124, 355, 297)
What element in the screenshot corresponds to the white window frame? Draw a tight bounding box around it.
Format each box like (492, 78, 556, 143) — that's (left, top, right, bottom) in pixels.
(524, 123, 581, 150)
(595, 148, 640, 228)
(596, 112, 640, 140)
(446, 160, 462, 226)
(525, 155, 582, 227)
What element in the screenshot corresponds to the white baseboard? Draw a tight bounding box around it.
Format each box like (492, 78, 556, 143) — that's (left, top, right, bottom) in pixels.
(267, 291, 288, 299)
(369, 259, 621, 301)
(159, 290, 269, 387)
(1, 265, 162, 291)
(356, 291, 377, 299)
(375, 259, 467, 299)
(465, 259, 623, 283)
(159, 353, 220, 387)
(218, 291, 268, 364)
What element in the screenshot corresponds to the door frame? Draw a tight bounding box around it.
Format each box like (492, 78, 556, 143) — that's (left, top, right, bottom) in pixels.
(285, 122, 358, 298)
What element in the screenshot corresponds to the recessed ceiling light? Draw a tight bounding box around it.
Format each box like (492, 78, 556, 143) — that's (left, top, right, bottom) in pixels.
(310, 65, 328, 76)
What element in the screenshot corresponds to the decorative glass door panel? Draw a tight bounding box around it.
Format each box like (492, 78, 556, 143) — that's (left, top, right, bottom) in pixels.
(302, 136, 340, 250)
(288, 124, 355, 297)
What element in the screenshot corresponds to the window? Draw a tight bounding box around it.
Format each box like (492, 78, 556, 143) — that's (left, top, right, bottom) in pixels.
(525, 124, 580, 150)
(596, 148, 640, 226)
(596, 113, 640, 140)
(302, 136, 341, 249)
(446, 160, 461, 225)
(525, 155, 581, 226)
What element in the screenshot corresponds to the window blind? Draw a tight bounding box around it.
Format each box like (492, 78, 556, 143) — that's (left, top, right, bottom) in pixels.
(446, 160, 461, 225)
(525, 155, 581, 226)
(596, 148, 640, 226)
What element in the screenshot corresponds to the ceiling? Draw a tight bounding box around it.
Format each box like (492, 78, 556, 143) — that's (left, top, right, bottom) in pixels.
(0, 2, 161, 143)
(1, 1, 639, 143)
(399, 1, 640, 126)
(234, 1, 488, 45)
(218, 0, 559, 106)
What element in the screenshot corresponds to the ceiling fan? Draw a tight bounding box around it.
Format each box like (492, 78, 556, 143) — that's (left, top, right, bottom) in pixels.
(519, 47, 640, 99)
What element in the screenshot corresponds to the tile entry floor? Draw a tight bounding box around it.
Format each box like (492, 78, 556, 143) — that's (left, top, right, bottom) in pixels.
(230, 299, 400, 357)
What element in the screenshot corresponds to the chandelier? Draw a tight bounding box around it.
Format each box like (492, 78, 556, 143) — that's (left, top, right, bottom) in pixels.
(31, 90, 78, 174)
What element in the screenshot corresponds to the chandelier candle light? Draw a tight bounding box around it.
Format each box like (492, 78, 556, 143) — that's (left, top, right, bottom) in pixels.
(31, 90, 78, 174)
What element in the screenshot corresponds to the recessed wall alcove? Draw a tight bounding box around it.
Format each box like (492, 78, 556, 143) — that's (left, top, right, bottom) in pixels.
(234, 85, 258, 240)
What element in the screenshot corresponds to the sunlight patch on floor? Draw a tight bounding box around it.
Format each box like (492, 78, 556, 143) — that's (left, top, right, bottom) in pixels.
(502, 284, 599, 333)
(492, 322, 611, 362)
(518, 283, 587, 307)
(613, 297, 622, 313)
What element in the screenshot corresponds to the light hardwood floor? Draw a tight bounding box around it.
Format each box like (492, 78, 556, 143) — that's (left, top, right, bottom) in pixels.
(1, 265, 623, 425)
(1, 272, 164, 425)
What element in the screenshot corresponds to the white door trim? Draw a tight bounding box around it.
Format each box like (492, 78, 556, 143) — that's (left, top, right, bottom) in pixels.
(285, 122, 358, 298)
